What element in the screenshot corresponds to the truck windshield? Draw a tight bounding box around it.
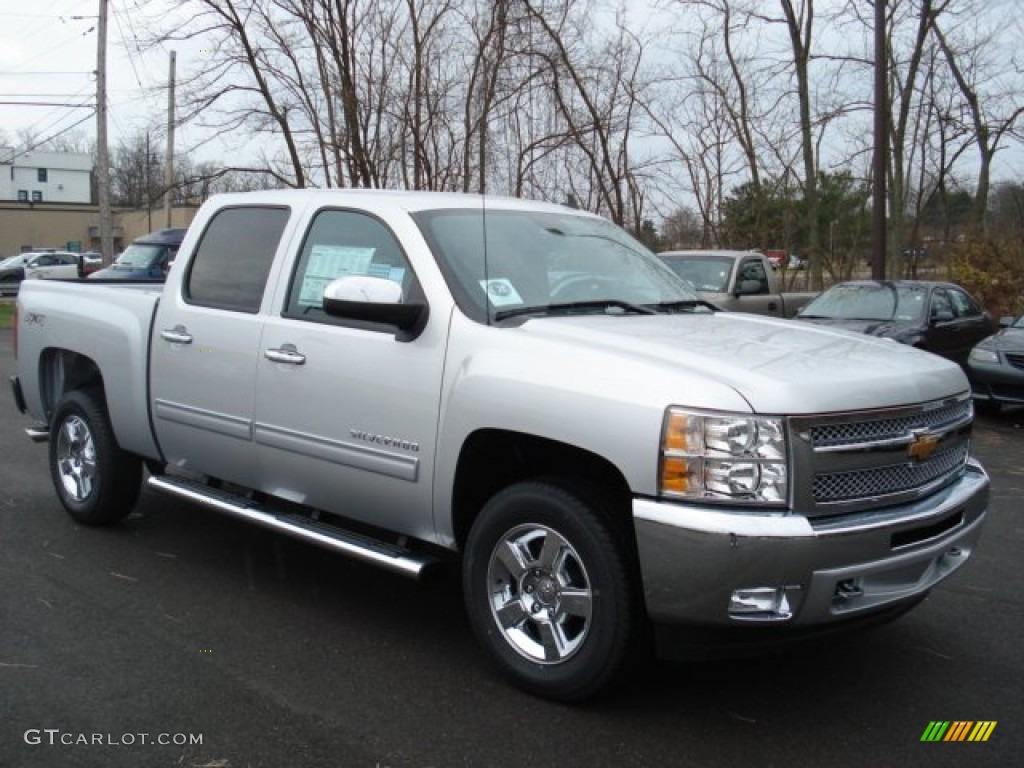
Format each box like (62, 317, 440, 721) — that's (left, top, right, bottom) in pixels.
(413, 208, 700, 323)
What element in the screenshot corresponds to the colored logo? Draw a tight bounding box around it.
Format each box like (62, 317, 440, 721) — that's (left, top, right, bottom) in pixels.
(908, 432, 940, 462)
(921, 721, 997, 742)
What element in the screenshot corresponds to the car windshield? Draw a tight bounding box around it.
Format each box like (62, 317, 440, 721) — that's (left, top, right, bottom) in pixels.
(113, 244, 164, 269)
(412, 207, 700, 323)
(657, 255, 733, 292)
(802, 283, 928, 322)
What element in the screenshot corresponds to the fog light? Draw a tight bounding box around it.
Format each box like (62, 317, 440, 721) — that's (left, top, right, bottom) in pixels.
(728, 587, 798, 621)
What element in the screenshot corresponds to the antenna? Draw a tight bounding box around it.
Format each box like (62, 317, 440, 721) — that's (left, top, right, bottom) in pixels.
(482, 192, 490, 326)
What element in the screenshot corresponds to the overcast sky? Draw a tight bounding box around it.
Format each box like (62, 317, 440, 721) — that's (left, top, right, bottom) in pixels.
(0, 1, 222, 160)
(1, 1, 1020, 186)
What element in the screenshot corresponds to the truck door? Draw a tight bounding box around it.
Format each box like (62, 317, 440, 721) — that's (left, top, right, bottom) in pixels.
(253, 207, 446, 541)
(150, 205, 291, 488)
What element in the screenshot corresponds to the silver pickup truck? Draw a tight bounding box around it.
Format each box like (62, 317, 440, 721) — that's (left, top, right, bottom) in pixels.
(11, 190, 988, 700)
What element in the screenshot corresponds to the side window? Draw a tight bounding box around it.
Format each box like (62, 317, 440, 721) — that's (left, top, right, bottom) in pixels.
(931, 288, 953, 319)
(186, 206, 289, 313)
(949, 288, 981, 318)
(284, 209, 421, 327)
(738, 259, 769, 294)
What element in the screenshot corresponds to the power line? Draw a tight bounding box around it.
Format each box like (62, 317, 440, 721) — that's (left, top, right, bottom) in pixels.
(1, 111, 97, 163)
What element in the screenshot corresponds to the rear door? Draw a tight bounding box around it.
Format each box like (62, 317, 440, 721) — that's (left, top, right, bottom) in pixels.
(150, 205, 291, 487)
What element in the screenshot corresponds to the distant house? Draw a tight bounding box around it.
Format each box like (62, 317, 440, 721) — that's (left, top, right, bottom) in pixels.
(0, 148, 92, 204)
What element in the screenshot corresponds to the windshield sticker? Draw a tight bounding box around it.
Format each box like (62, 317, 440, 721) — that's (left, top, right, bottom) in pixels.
(299, 245, 377, 307)
(480, 278, 523, 307)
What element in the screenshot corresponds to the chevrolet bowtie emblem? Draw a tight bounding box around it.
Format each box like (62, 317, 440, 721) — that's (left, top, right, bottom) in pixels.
(908, 433, 940, 462)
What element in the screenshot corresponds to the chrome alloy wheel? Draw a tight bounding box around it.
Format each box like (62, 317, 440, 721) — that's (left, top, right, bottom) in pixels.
(56, 415, 98, 502)
(487, 524, 594, 664)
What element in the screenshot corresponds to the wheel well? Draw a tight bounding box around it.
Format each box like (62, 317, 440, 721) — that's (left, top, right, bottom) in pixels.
(451, 429, 633, 550)
(39, 348, 105, 423)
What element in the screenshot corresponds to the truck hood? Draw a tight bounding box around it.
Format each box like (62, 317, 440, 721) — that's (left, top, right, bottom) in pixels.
(518, 312, 967, 414)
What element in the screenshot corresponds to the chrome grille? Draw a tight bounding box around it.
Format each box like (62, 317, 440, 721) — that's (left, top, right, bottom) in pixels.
(792, 394, 973, 516)
(808, 399, 971, 449)
(813, 444, 969, 503)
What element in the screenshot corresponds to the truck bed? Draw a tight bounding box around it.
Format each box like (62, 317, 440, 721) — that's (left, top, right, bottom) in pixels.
(15, 278, 164, 459)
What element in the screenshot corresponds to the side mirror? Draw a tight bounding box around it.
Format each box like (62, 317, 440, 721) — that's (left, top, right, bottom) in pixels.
(735, 279, 763, 296)
(322, 275, 428, 340)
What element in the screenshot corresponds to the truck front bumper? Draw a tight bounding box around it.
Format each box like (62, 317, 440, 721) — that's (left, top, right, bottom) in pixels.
(633, 459, 988, 628)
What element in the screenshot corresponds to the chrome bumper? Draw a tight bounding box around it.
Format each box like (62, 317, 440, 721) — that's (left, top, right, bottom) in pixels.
(633, 460, 989, 627)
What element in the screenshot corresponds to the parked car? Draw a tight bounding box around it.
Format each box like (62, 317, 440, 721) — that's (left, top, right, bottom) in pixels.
(967, 314, 1024, 412)
(656, 249, 818, 318)
(23, 251, 83, 280)
(89, 228, 187, 281)
(795, 280, 993, 368)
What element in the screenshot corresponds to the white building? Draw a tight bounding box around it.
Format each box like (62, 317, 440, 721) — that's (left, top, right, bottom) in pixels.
(0, 148, 92, 204)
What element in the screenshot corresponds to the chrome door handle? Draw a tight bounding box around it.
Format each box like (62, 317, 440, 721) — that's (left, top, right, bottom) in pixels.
(160, 326, 193, 344)
(264, 345, 306, 365)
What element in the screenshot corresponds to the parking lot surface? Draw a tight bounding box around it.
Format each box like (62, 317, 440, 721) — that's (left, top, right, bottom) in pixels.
(0, 329, 1020, 767)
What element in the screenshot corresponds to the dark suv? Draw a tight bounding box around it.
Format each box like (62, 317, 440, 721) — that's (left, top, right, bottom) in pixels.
(89, 228, 188, 281)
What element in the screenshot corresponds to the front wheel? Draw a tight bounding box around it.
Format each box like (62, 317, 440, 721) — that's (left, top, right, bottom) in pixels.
(463, 481, 636, 701)
(49, 389, 142, 526)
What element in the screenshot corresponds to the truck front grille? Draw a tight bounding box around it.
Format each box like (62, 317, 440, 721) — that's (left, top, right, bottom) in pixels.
(791, 394, 973, 517)
(808, 399, 970, 449)
(813, 443, 969, 503)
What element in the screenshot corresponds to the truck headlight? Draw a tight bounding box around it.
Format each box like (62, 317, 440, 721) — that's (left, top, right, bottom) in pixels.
(659, 408, 788, 506)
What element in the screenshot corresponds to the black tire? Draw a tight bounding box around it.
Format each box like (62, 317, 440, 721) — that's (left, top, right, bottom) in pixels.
(462, 480, 635, 701)
(49, 389, 142, 526)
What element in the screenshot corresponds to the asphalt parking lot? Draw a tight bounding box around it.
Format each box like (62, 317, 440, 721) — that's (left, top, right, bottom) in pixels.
(0, 328, 1021, 768)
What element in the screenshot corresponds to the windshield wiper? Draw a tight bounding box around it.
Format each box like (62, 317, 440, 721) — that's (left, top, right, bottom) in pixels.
(648, 299, 719, 313)
(494, 299, 656, 322)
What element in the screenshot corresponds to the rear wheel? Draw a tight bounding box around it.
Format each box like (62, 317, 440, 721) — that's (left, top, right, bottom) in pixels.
(49, 389, 142, 526)
(463, 480, 635, 701)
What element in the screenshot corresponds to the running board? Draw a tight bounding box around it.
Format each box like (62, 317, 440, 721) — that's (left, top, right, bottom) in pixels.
(146, 475, 437, 579)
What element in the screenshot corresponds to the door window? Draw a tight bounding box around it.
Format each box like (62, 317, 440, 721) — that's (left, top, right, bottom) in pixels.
(738, 259, 769, 294)
(185, 206, 290, 313)
(284, 209, 422, 328)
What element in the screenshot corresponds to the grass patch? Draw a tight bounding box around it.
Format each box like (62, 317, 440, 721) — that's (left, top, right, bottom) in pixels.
(0, 301, 15, 330)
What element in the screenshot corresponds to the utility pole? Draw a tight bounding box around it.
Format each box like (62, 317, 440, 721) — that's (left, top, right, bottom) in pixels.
(164, 51, 176, 229)
(872, 0, 887, 280)
(96, 0, 114, 264)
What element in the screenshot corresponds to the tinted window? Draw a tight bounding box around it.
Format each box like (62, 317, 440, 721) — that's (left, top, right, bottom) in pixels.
(931, 288, 953, 319)
(285, 209, 420, 326)
(949, 288, 981, 318)
(186, 207, 289, 313)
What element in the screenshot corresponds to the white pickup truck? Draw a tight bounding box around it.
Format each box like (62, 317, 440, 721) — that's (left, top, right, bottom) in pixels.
(11, 189, 988, 700)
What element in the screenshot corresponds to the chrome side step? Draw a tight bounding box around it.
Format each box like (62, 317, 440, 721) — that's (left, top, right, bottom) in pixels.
(25, 425, 49, 443)
(146, 475, 438, 579)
